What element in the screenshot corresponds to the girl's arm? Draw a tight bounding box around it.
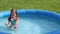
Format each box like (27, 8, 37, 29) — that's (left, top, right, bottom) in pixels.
(8, 21, 11, 26)
(14, 17, 18, 27)
(6, 21, 11, 27)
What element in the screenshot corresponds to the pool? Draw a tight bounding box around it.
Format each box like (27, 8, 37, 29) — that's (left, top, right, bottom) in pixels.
(0, 10, 60, 34)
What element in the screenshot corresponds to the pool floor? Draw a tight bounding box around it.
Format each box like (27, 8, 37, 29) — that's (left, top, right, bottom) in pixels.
(0, 14, 60, 34)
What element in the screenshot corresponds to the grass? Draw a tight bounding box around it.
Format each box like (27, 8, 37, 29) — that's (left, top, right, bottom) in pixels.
(0, 0, 60, 13)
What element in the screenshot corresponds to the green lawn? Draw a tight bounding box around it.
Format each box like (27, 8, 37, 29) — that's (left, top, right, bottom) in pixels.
(0, 0, 60, 13)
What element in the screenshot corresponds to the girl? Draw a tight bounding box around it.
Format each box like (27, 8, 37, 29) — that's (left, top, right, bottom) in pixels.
(5, 9, 18, 29)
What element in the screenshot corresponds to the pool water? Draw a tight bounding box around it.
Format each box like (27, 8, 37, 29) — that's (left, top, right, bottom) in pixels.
(0, 14, 60, 34)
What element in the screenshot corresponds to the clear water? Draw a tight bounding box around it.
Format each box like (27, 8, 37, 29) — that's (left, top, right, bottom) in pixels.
(0, 14, 60, 34)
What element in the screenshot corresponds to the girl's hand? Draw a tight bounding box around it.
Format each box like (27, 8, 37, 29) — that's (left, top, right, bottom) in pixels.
(14, 24, 17, 28)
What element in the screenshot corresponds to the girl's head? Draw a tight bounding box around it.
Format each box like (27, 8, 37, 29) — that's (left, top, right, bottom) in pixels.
(8, 8, 18, 21)
(11, 8, 17, 16)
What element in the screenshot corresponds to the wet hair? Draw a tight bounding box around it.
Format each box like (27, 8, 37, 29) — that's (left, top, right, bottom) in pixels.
(8, 9, 18, 21)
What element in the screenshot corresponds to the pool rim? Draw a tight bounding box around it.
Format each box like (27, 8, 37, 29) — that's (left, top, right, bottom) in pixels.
(0, 9, 60, 20)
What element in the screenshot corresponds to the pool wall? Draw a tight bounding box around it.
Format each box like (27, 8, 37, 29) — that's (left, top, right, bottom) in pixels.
(0, 10, 60, 20)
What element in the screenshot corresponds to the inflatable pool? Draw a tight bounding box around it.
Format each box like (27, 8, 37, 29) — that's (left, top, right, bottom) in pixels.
(0, 10, 60, 34)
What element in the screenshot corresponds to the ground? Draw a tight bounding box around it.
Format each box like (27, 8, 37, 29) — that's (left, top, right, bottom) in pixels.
(0, 0, 60, 13)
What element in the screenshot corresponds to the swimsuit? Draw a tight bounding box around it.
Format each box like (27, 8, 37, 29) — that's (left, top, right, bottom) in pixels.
(11, 20, 16, 26)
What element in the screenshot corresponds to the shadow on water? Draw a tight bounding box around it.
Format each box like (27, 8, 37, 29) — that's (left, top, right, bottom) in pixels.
(0, 26, 11, 31)
(18, 13, 60, 25)
(0, 26, 11, 34)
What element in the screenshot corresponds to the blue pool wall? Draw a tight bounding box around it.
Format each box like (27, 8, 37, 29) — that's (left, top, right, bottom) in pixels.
(0, 10, 60, 20)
